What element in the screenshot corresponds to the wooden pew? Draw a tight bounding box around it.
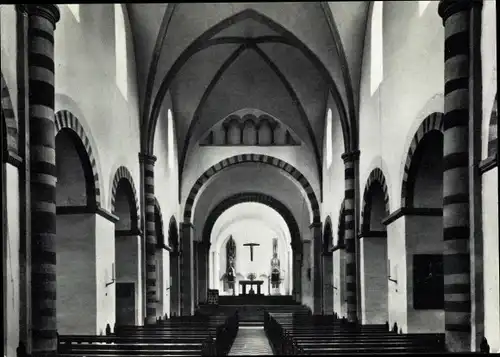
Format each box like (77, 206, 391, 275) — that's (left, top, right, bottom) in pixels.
(265, 311, 446, 355)
(57, 311, 239, 357)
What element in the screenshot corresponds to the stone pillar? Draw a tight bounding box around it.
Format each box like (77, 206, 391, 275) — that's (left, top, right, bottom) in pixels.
(27, 5, 61, 355)
(438, 0, 478, 351)
(193, 241, 199, 308)
(180, 223, 194, 315)
(198, 242, 209, 304)
(169, 250, 180, 316)
(322, 252, 334, 315)
(301, 240, 313, 309)
(293, 247, 302, 302)
(139, 153, 157, 324)
(333, 246, 347, 318)
(341, 150, 360, 322)
(310, 222, 323, 314)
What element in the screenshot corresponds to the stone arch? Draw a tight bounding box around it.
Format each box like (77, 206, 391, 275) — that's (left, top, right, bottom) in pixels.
(183, 154, 320, 225)
(202, 192, 302, 252)
(487, 93, 497, 158)
(1, 72, 18, 157)
(361, 168, 390, 233)
(168, 216, 179, 252)
(401, 112, 444, 208)
(55, 110, 103, 207)
(110, 166, 140, 231)
(323, 216, 333, 254)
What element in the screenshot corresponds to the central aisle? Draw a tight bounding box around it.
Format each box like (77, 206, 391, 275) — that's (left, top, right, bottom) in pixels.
(228, 326, 274, 355)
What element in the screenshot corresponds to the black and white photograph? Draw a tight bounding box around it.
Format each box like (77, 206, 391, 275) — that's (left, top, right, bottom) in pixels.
(1, 1, 498, 356)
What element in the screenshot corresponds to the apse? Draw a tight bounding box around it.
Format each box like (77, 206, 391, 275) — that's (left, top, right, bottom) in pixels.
(208, 202, 293, 296)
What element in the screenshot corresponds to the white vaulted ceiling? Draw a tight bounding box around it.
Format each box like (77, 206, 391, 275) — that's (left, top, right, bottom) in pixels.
(126, 1, 371, 183)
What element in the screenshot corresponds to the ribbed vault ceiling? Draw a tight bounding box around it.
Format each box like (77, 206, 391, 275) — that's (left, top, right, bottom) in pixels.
(127, 1, 370, 178)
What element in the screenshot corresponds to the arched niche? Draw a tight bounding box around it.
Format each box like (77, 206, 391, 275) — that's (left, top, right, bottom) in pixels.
(200, 111, 301, 147)
(224, 117, 241, 145)
(258, 117, 273, 145)
(114, 177, 142, 326)
(56, 128, 96, 208)
(241, 116, 257, 145)
(403, 128, 444, 334)
(359, 169, 390, 325)
(55, 128, 99, 334)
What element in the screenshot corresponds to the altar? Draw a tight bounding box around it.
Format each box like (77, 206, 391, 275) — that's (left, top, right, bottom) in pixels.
(239, 280, 264, 295)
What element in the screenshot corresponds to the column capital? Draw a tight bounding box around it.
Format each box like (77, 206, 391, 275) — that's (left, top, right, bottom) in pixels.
(26, 4, 61, 25)
(438, 0, 480, 22)
(341, 150, 360, 163)
(139, 152, 157, 165)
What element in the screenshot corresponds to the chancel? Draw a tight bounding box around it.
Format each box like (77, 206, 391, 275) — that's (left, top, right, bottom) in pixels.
(1, 2, 498, 357)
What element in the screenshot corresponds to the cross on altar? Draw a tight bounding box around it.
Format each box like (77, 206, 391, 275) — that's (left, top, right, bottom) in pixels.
(243, 242, 260, 262)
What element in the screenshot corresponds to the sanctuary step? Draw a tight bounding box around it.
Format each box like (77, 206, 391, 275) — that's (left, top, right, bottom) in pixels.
(217, 295, 298, 305)
(197, 296, 309, 324)
(264, 312, 446, 355)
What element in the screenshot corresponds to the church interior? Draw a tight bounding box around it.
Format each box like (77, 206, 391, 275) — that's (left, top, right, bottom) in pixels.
(1, 1, 498, 356)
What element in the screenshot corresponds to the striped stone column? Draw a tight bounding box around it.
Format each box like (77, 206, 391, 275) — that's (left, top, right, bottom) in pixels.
(139, 153, 158, 324)
(341, 150, 359, 322)
(310, 222, 323, 314)
(27, 5, 60, 355)
(438, 0, 476, 351)
(293, 246, 303, 302)
(180, 222, 194, 315)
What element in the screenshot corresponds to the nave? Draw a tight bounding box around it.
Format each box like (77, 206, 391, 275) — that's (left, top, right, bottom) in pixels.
(2, 1, 499, 356)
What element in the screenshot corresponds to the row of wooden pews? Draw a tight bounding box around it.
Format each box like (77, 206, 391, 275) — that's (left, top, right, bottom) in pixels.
(264, 310, 447, 355)
(55, 312, 239, 357)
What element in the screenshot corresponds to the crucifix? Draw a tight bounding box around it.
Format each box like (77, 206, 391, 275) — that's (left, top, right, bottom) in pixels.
(243, 242, 260, 262)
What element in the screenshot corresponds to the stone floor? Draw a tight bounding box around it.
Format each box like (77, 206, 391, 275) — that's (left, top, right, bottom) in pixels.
(228, 326, 274, 355)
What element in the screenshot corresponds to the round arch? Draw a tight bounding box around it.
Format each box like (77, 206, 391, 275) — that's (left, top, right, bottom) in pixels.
(1, 72, 17, 157)
(201, 192, 302, 252)
(361, 167, 390, 233)
(143, 8, 354, 156)
(323, 216, 333, 254)
(110, 166, 141, 231)
(183, 154, 320, 225)
(55, 110, 103, 208)
(401, 112, 444, 208)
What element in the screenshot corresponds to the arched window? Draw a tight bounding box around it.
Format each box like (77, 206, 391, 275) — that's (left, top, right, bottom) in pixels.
(326, 109, 333, 169)
(370, 2, 383, 96)
(67, 4, 80, 22)
(168, 109, 175, 170)
(418, 1, 431, 16)
(114, 4, 128, 99)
